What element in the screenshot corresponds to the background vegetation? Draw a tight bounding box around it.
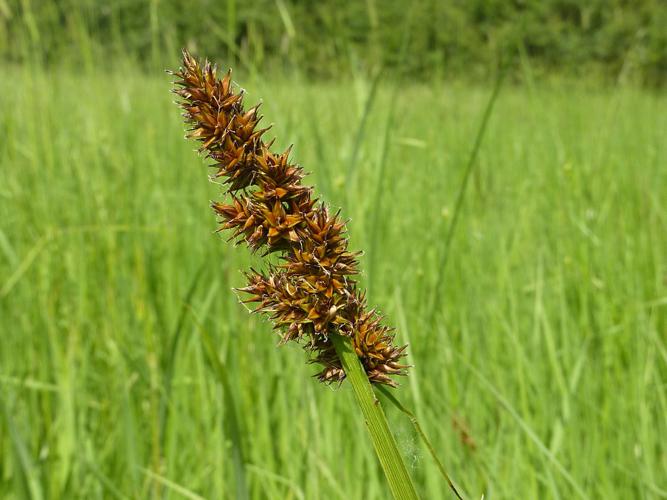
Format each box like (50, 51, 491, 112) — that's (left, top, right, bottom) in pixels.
(1, 0, 666, 84)
(1, 1, 666, 499)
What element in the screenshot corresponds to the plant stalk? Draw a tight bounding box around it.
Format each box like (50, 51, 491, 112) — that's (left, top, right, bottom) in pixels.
(331, 334, 419, 500)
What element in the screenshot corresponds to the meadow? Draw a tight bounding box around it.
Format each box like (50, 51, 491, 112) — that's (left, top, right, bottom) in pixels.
(0, 63, 666, 499)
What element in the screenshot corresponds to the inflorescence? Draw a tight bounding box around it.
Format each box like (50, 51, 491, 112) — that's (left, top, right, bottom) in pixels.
(171, 50, 408, 386)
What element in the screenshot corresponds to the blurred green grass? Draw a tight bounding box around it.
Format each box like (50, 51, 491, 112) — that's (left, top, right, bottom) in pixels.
(0, 62, 666, 499)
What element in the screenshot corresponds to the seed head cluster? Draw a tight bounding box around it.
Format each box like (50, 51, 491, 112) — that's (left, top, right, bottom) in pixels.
(172, 50, 408, 386)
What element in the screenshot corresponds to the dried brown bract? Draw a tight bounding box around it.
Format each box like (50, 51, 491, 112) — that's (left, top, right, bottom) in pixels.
(171, 50, 408, 386)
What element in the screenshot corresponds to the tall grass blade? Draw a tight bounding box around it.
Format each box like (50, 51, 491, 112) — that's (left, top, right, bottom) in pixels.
(459, 355, 589, 500)
(366, 89, 397, 292)
(196, 312, 249, 500)
(0, 395, 44, 500)
(1, 231, 51, 298)
(158, 263, 207, 444)
(85, 460, 130, 500)
(345, 69, 383, 187)
(140, 468, 206, 500)
(429, 64, 506, 320)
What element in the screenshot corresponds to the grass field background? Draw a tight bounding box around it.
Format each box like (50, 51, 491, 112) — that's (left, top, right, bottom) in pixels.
(0, 60, 666, 498)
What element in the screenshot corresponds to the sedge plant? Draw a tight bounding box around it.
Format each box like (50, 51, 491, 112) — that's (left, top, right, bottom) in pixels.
(170, 50, 460, 499)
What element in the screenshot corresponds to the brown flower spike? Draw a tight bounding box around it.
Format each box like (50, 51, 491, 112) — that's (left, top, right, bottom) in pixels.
(172, 50, 408, 386)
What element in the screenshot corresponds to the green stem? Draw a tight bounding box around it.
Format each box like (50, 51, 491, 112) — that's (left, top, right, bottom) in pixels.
(331, 334, 419, 500)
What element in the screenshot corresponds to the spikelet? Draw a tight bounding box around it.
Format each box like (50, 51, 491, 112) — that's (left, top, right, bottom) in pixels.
(171, 50, 408, 386)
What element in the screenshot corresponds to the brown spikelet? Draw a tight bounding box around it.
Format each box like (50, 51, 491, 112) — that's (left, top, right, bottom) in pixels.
(171, 50, 409, 386)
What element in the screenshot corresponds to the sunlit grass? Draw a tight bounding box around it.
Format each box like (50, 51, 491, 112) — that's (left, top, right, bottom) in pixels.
(0, 65, 665, 498)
